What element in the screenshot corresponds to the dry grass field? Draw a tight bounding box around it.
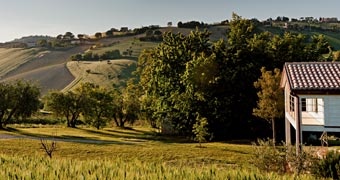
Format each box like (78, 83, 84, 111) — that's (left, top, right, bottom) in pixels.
(65, 59, 136, 91)
(1, 46, 90, 95)
(0, 48, 44, 79)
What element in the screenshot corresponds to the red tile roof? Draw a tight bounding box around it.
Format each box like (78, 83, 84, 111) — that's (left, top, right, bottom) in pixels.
(284, 62, 340, 91)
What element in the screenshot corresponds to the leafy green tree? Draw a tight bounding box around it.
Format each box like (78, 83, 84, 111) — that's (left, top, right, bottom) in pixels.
(45, 85, 89, 128)
(105, 30, 113, 37)
(77, 34, 85, 39)
(138, 13, 332, 139)
(0, 81, 40, 128)
(253, 67, 284, 144)
(82, 51, 93, 60)
(138, 30, 212, 135)
(82, 85, 114, 129)
(64, 32, 74, 39)
(192, 114, 209, 148)
(37, 39, 48, 47)
(95, 32, 102, 39)
(109, 79, 140, 127)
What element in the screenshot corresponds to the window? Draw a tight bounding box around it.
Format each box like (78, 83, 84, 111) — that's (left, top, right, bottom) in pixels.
(290, 95, 295, 112)
(313, 99, 318, 113)
(301, 98, 306, 112)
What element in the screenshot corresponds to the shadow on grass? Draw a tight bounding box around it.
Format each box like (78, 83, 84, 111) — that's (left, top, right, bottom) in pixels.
(82, 128, 192, 144)
(3, 126, 194, 144)
(3, 127, 134, 145)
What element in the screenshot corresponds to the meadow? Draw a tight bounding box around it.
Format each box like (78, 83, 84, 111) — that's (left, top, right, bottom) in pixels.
(0, 126, 319, 179)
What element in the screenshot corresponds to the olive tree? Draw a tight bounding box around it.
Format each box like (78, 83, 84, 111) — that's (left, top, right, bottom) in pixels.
(82, 84, 114, 129)
(0, 81, 40, 128)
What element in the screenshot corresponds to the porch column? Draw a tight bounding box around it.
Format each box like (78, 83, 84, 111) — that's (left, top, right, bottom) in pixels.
(285, 118, 291, 145)
(294, 95, 302, 155)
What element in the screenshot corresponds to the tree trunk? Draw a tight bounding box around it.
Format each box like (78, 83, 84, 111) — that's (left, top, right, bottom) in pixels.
(0, 113, 4, 129)
(5, 108, 17, 126)
(113, 115, 119, 127)
(66, 117, 71, 127)
(272, 118, 276, 146)
(70, 114, 78, 128)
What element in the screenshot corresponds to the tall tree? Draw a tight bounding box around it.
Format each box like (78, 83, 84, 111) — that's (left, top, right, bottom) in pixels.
(44, 83, 90, 128)
(108, 79, 140, 127)
(253, 67, 284, 144)
(82, 85, 114, 129)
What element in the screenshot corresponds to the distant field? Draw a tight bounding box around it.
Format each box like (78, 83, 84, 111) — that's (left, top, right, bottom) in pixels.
(90, 39, 158, 59)
(65, 59, 136, 91)
(0, 48, 44, 78)
(260, 26, 340, 50)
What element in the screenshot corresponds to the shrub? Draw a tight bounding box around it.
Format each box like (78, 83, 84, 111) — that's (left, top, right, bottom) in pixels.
(312, 150, 340, 179)
(252, 139, 286, 173)
(252, 139, 317, 174)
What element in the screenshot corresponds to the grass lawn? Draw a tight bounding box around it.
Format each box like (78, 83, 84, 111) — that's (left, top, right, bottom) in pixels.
(0, 126, 319, 179)
(0, 126, 252, 166)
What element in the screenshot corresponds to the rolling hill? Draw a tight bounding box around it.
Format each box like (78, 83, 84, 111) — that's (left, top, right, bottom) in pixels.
(1, 22, 340, 96)
(1, 45, 90, 95)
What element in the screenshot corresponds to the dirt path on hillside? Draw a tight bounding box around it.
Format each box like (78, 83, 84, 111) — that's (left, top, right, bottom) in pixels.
(0, 134, 135, 144)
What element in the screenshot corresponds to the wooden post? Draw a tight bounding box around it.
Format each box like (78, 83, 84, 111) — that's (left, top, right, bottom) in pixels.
(285, 118, 291, 145)
(295, 95, 302, 155)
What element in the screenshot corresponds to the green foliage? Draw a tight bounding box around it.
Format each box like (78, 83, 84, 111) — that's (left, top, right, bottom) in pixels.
(0, 81, 40, 128)
(253, 67, 284, 143)
(138, 13, 331, 139)
(82, 84, 113, 129)
(44, 86, 88, 128)
(312, 150, 340, 179)
(109, 79, 141, 127)
(252, 139, 317, 175)
(70, 49, 121, 61)
(95, 32, 102, 39)
(192, 115, 209, 147)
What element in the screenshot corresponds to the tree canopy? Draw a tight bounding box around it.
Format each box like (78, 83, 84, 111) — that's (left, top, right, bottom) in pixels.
(138, 13, 331, 139)
(0, 81, 40, 129)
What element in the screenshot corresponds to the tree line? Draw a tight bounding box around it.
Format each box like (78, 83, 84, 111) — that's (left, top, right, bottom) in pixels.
(0, 80, 140, 130)
(44, 81, 140, 129)
(70, 49, 121, 61)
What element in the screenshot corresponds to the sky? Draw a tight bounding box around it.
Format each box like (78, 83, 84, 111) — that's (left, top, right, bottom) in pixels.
(0, 0, 339, 42)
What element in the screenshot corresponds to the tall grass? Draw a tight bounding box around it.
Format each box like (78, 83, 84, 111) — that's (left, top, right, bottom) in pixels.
(0, 154, 317, 180)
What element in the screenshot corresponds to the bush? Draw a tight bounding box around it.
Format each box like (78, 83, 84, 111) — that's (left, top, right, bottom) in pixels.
(312, 150, 340, 179)
(252, 139, 317, 174)
(252, 139, 286, 173)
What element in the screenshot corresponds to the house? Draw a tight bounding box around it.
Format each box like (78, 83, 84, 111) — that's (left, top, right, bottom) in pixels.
(281, 62, 340, 151)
